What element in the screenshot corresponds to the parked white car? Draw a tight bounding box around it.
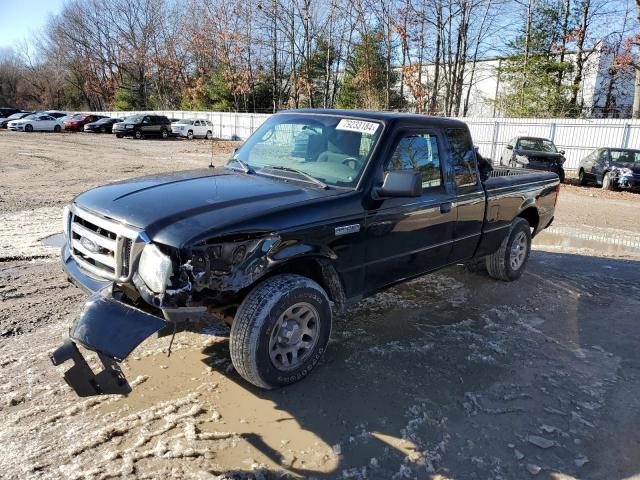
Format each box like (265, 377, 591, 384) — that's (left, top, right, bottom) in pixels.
(171, 119, 213, 139)
(8, 114, 65, 132)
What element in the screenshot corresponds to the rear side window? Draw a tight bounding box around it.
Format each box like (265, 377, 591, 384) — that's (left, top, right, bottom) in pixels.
(446, 128, 477, 188)
(388, 133, 442, 188)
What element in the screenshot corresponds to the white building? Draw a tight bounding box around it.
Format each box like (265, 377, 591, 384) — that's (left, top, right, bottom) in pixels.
(400, 46, 634, 118)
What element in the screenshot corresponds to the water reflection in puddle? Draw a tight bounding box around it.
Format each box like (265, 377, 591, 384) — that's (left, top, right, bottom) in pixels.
(39, 233, 65, 248)
(535, 225, 640, 256)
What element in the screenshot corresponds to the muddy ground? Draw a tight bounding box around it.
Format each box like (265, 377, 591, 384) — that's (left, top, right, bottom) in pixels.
(1, 131, 639, 480)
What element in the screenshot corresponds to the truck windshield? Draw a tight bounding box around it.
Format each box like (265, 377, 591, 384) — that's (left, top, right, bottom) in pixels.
(517, 138, 557, 153)
(233, 114, 383, 187)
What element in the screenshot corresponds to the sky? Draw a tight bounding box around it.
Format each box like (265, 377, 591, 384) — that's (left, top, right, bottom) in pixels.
(0, 0, 65, 49)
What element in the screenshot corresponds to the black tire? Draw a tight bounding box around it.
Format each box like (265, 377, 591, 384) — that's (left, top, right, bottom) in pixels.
(230, 274, 332, 389)
(205, 130, 212, 140)
(187, 130, 194, 140)
(100, 126, 106, 133)
(485, 218, 531, 282)
(578, 168, 587, 186)
(116, 134, 123, 138)
(134, 129, 143, 140)
(25, 124, 33, 132)
(557, 167, 565, 183)
(602, 171, 615, 191)
(161, 128, 169, 139)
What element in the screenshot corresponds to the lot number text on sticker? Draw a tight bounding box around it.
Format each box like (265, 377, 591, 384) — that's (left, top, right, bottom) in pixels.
(336, 119, 379, 135)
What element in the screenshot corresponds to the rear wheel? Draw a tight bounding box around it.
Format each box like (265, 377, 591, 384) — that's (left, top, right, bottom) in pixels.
(161, 128, 169, 139)
(25, 124, 33, 132)
(99, 126, 106, 133)
(486, 218, 531, 282)
(134, 129, 143, 140)
(230, 274, 332, 389)
(116, 134, 123, 138)
(53, 124, 61, 133)
(578, 169, 587, 186)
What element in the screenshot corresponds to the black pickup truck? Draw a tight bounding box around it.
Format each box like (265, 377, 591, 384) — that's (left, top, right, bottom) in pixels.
(51, 110, 559, 396)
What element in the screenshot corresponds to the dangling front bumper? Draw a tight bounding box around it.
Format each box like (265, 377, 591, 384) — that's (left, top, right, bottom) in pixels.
(51, 246, 167, 397)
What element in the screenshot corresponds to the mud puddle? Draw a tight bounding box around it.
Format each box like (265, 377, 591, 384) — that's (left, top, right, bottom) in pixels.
(535, 225, 640, 256)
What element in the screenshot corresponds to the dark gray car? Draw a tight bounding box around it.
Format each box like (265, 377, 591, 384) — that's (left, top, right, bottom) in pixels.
(499, 136, 566, 183)
(578, 148, 640, 190)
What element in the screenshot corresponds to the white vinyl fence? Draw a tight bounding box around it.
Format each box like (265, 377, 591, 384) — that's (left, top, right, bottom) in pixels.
(95, 110, 640, 171)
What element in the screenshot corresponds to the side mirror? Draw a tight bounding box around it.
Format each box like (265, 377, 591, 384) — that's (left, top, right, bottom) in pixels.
(376, 171, 422, 198)
(559, 150, 565, 155)
(506, 145, 514, 150)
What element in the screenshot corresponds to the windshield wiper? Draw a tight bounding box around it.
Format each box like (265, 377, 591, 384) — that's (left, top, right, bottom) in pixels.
(261, 165, 329, 189)
(227, 157, 254, 174)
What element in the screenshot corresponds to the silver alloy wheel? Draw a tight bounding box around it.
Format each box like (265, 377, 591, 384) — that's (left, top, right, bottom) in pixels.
(187, 130, 193, 140)
(510, 230, 528, 270)
(269, 302, 320, 371)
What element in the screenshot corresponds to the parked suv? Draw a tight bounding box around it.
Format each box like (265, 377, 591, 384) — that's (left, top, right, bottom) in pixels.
(500, 136, 566, 182)
(113, 114, 171, 139)
(171, 118, 214, 139)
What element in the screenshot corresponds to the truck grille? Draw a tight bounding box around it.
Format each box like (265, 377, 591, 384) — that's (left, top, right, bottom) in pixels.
(69, 207, 140, 281)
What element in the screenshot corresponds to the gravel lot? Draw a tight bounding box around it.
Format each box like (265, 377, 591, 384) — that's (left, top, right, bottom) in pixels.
(1, 130, 639, 479)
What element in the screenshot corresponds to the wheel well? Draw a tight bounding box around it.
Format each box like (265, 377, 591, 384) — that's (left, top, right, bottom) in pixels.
(518, 207, 539, 232)
(270, 257, 346, 312)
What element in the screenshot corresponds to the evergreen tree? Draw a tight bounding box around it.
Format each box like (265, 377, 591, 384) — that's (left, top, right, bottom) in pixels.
(337, 31, 390, 110)
(497, 0, 577, 117)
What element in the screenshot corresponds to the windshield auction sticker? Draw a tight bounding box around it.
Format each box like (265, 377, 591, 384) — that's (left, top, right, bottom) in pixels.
(336, 119, 379, 135)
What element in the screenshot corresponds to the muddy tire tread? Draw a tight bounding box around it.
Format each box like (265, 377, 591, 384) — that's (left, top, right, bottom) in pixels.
(230, 274, 330, 389)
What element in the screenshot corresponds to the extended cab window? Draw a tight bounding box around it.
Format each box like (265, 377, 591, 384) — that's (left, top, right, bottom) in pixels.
(387, 133, 441, 188)
(446, 128, 478, 187)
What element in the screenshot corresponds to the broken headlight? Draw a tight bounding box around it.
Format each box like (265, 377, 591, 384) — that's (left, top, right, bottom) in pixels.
(61, 205, 71, 238)
(615, 167, 633, 177)
(138, 244, 174, 293)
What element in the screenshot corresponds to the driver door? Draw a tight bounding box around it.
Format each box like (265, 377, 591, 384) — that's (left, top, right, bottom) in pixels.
(364, 129, 456, 294)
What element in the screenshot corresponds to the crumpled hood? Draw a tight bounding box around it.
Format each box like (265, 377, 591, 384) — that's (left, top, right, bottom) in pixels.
(611, 161, 640, 175)
(73, 168, 337, 247)
(514, 150, 565, 163)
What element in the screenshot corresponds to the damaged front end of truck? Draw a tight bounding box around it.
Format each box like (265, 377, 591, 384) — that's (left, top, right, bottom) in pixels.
(51, 204, 340, 396)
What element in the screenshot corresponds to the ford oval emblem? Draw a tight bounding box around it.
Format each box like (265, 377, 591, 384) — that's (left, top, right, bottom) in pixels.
(79, 236, 99, 253)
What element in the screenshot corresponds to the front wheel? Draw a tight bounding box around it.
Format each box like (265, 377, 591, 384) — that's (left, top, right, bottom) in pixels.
(187, 130, 194, 140)
(116, 134, 123, 138)
(205, 130, 212, 139)
(557, 167, 565, 183)
(602, 171, 616, 191)
(134, 130, 143, 140)
(25, 124, 33, 132)
(230, 274, 332, 389)
(486, 217, 531, 282)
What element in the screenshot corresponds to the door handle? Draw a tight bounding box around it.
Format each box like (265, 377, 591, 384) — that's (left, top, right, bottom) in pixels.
(440, 202, 452, 214)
